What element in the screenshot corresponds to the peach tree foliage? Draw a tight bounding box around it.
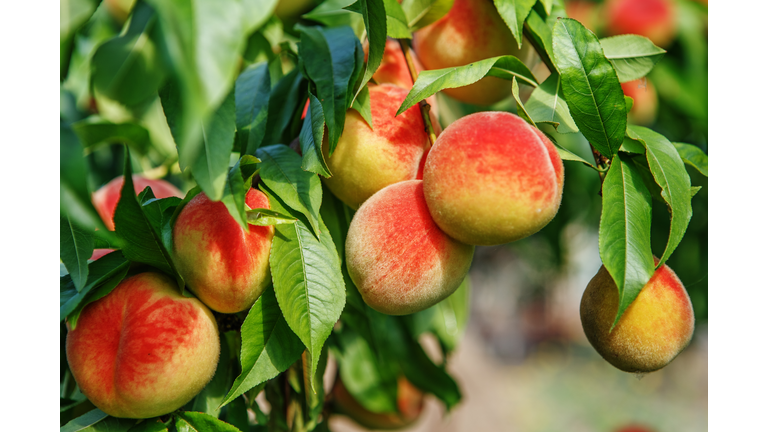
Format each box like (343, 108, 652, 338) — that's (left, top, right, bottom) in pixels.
(59, 0, 707, 430)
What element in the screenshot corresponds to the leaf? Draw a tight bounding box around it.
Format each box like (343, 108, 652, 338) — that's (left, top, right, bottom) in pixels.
(221, 287, 305, 408)
(60, 251, 130, 324)
(61, 0, 98, 44)
(235, 62, 271, 156)
(628, 126, 693, 268)
(522, 1, 566, 71)
(430, 277, 471, 354)
(256, 145, 323, 238)
(241, 0, 279, 34)
(60, 409, 108, 432)
(260, 68, 305, 148)
(599, 153, 655, 327)
(263, 187, 346, 392)
(355, 0, 387, 98)
(60, 216, 93, 292)
(382, 0, 411, 38)
(299, 93, 332, 177)
(551, 141, 595, 168)
(91, 3, 167, 108)
(71, 118, 151, 155)
(246, 208, 298, 226)
(191, 90, 236, 202)
(524, 72, 578, 134)
(493, 0, 537, 49)
(600, 35, 666, 83)
(220, 155, 262, 230)
(552, 18, 626, 158)
(60, 410, 138, 432)
(690, 186, 702, 197)
(350, 84, 373, 128)
(67, 263, 130, 329)
(174, 412, 242, 432)
(297, 25, 360, 155)
(400, 0, 454, 29)
(397, 56, 538, 115)
(673, 142, 708, 177)
(127, 419, 170, 432)
(620, 135, 645, 154)
(511, 77, 534, 125)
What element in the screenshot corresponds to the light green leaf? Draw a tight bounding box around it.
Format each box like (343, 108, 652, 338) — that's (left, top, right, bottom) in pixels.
(192, 91, 236, 202)
(400, 0, 454, 29)
(673, 142, 708, 177)
(383, 0, 411, 38)
(525, 72, 578, 134)
(246, 208, 298, 226)
(494, 0, 537, 49)
(511, 77, 534, 125)
(600, 34, 666, 83)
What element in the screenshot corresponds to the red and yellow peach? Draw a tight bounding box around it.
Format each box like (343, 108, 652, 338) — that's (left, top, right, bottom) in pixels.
(604, 0, 678, 48)
(92, 174, 183, 231)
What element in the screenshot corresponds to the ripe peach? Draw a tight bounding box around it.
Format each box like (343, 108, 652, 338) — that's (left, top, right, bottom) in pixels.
(345, 180, 474, 315)
(422, 112, 563, 246)
(332, 375, 425, 430)
(621, 78, 658, 125)
(322, 84, 430, 209)
(172, 188, 274, 314)
(66, 272, 220, 418)
(580, 263, 695, 373)
(92, 175, 183, 231)
(604, 0, 677, 48)
(565, 0, 602, 33)
(412, 0, 537, 106)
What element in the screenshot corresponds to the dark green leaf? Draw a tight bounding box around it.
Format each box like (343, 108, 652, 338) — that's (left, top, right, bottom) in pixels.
(673, 142, 708, 177)
(246, 208, 298, 225)
(263, 187, 346, 391)
(235, 62, 271, 156)
(60, 251, 130, 324)
(511, 77, 535, 125)
(383, 0, 411, 38)
(140, 194, 184, 258)
(72, 118, 151, 155)
(60, 410, 138, 432)
(60, 216, 93, 292)
(220, 155, 261, 230)
(256, 145, 323, 238)
(552, 18, 626, 157)
(262, 68, 305, 148)
(599, 154, 655, 327)
(397, 55, 538, 115)
(221, 287, 304, 408)
(522, 1, 566, 71)
(493, 0, 537, 49)
(524, 72, 578, 134)
(127, 419, 170, 432)
(600, 35, 666, 83)
(628, 126, 693, 268)
(175, 411, 242, 432)
(400, 0, 454, 28)
(60, 408, 108, 432)
(399, 323, 461, 410)
(356, 0, 387, 98)
(300, 93, 332, 177)
(192, 90, 236, 202)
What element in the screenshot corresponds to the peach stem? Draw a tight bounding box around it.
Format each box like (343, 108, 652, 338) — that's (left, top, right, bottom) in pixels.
(397, 39, 437, 148)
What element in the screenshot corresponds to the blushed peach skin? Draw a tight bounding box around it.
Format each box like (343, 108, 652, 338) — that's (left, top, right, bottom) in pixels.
(322, 84, 430, 209)
(92, 174, 183, 231)
(66, 272, 219, 418)
(422, 112, 564, 246)
(580, 262, 695, 373)
(604, 0, 677, 48)
(412, 0, 536, 106)
(172, 188, 274, 314)
(345, 180, 474, 316)
(332, 376, 424, 430)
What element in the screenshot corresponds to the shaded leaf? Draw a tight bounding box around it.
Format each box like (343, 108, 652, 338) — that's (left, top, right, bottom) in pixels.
(60, 251, 130, 324)
(493, 0, 537, 49)
(300, 93, 332, 177)
(235, 62, 271, 156)
(191, 90, 236, 202)
(355, 0, 387, 99)
(220, 155, 261, 230)
(600, 34, 666, 83)
(511, 76, 534, 125)
(524, 72, 578, 134)
(60, 216, 93, 292)
(72, 118, 151, 154)
(175, 412, 241, 432)
(673, 142, 708, 177)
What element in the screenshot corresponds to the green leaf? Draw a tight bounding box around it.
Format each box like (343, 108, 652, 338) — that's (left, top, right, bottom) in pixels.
(235, 62, 271, 156)
(60, 251, 130, 324)
(552, 18, 626, 157)
(552, 141, 595, 168)
(511, 77, 535, 125)
(430, 277, 470, 353)
(522, 1, 566, 71)
(246, 208, 298, 225)
(540, 0, 553, 14)
(600, 35, 666, 83)
(400, 0, 454, 29)
(297, 25, 360, 155)
(256, 145, 323, 238)
(192, 90, 236, 202)
(673, 142, 708, 177)
(620, 135, 645, 154)
(303, 0, 363, 30)
(67, 262, 130, 329)
(690, 186, 702, 197)
(127, 419, 170, 432)
(599, 154, 655, 327)
(61, 0, 98, 44)
(140, 194, 184, 257)
(350, 84, 373, 128)
(241, 0, 279, 34)
(382, 0, 411, 38)
(60, 216, 93, 292)
(628, 126, 693, 268)
(300, 93, 332, 177)
(493, 0, 537, 49)
(356, 0, 387, 97)
(175, 412, 242, 432)
(60, 409, 108, 432)
(263, 187, 346, 392)
(524, 72, 578, 134)
(221, 287, 305, 407)
(91, 3, 167, 108)
(260, 68, 305, 148)
(71, 118, 151, 154)
(220, 155, 261, 230)
(397, 55, 538, 115)
(60, 409, 138, 432)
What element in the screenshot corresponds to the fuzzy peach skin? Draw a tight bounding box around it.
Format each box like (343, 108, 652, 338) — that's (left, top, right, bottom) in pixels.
(322, 84, 430, 209)
(621, 78, 658, 126)
(346, 180, 474, 315)
(422, 112, 563, 246)
(412, 0, 536, 106)
(93, 174, 183, 231)
(604, 0, 677, 48)
(172, 188, 274, 313)
(66, 272, 220, 418)
(580, 263, 695, 373)
(332, 376, 424, 430)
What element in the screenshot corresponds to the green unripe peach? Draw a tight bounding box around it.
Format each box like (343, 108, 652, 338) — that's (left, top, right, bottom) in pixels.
(422, 111, 564, 246)
(66, 272, 220, 418)
(345, 180, 474, 315)
(580, 263, 695, 373)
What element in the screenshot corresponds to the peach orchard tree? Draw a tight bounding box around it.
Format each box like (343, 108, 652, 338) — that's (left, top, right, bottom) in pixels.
(60, 0, 708, 430)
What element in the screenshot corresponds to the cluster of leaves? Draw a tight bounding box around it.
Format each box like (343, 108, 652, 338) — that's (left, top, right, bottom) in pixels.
(60, 0, 708, 430)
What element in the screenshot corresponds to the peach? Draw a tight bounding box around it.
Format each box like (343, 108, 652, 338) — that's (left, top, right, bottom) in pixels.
(412, 0, 537, 106)
(66, 272, 220, 418)
(92, 174, 183, 231)
(422, 112, 564, 246)
(621, 78, 658, 125)
(345, 180, 474, 315)
(604, 0, 677, 48)
(172, 188, 274, 314)
(580, 263, 695, 373)
(322, 84, 430, 209)
(332, 375, 424, 430)
(565, 0, 602, 33)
